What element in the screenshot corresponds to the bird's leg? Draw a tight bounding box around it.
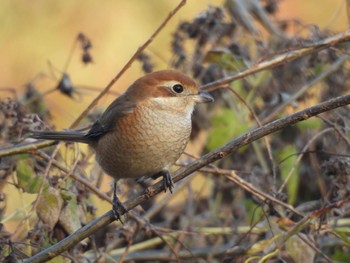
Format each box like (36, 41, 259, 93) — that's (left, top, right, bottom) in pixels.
(150, 170, 174, 193)
(158, 170, 174, 193)
(112, 181, 127, 223)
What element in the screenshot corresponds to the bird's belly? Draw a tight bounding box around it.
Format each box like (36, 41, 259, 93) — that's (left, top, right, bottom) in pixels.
(95, 109, 191, 180)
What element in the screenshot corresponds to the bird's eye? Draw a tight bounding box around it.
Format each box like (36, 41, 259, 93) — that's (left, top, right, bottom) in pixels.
(172, 84, 184, 94)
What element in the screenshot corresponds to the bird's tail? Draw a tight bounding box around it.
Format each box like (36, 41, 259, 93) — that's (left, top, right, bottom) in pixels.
(29, 130, 90, 144)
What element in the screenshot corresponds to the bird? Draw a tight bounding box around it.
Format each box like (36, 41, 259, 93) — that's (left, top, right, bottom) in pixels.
(30, 70, 214, 221)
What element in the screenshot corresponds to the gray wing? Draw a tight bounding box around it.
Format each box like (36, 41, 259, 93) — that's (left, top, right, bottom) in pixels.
(85, 93, 136, 139)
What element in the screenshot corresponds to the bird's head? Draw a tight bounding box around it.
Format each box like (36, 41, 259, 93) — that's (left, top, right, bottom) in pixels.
(126, 70, 214, 117)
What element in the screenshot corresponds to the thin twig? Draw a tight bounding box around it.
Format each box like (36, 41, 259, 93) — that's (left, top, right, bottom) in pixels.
(31, 146, 61, 214)
(198, 166, 302, 216)
(277, 195, 350, 246)
(262, 52, 349, 124)
(200, 29, 350, 92)
(226, 86, 277, 189)
(70, 0, 187, 128)
(317, 115, 350, 147)
(0, 140, 56, 158)
(277, 128, 333, 194)
(34, 150, 112, 203)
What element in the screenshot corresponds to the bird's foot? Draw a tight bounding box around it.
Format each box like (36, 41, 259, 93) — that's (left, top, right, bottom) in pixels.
(112, 182, 127, 223)
(160, 170, 174, 193)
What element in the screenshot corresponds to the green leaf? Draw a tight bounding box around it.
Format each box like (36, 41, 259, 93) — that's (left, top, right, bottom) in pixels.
(207, 108, 249, 150)
(333, 227, 350, 245)
(278, 145, 300, 205)
(244, 199, 263, 225)
(58, 193, 81, 234)
(297, 117, 322, 131)
(332, 249, 350, 262)
(36, 187, 63, 229)
(16, 158, 43, 193)
(204, 49, 247, 72)
(286, 233, 316, 263)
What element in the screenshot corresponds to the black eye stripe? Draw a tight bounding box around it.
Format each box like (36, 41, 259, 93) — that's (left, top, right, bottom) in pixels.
(172, 84, 184, 93)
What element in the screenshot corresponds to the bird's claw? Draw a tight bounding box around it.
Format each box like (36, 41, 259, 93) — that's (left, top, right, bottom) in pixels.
(112, 197, 127, 223)
(161, 170, 174, 193)
(113, 182, 127, 223)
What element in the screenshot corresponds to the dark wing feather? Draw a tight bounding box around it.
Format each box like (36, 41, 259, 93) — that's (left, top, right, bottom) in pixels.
(85, 93, 136, 139)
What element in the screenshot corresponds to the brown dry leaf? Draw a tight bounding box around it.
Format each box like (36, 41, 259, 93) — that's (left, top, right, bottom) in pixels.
(286, 233, 316, 263)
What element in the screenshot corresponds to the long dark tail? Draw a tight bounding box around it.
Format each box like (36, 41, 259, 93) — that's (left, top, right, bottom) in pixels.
(30, 130, 90, 144)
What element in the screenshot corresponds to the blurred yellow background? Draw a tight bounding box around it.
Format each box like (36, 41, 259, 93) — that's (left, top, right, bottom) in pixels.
(1, 0, 347, 129)
(0, 0, 348, 234)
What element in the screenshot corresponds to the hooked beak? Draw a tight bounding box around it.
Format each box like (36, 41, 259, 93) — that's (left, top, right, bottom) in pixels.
(192, 91, 214, 103)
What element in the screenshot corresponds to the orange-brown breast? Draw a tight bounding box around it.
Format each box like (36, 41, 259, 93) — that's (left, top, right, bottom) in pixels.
(95, 102, 192, 179)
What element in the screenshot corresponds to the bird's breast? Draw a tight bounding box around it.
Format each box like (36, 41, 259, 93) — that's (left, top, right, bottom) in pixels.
(95, 105, 192, 179)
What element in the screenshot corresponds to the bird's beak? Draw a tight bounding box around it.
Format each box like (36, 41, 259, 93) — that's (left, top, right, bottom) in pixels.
(192, 91, 214, 103)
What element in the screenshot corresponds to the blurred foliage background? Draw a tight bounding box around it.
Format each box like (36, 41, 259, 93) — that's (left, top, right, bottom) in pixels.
(0, 0, 350, 262)
(0, 0, 347, 126)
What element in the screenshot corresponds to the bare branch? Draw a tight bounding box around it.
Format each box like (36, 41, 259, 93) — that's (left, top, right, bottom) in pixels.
(201, 29, 350, 92)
